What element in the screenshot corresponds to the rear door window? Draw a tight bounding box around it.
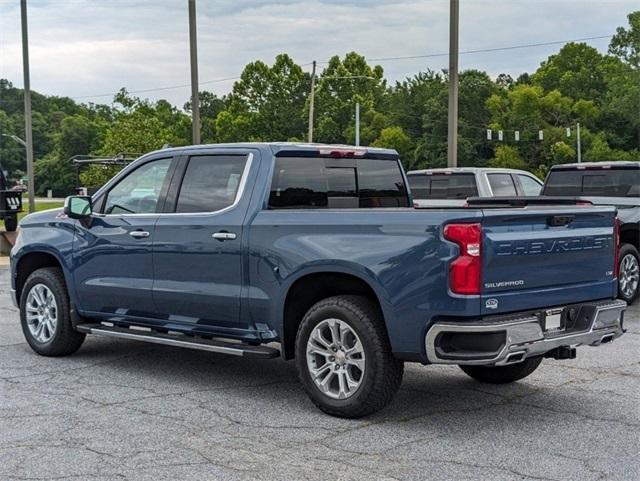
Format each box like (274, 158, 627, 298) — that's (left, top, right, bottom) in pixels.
(408, 173, 478, 200)
(516, 174, 542, 196)
(268, 157, 409, 209)
(487, 173, 518, 196)
(176, 155, 248, 213)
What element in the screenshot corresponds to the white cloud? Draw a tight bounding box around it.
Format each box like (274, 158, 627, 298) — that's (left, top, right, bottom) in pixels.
(0, 0, 636, 107)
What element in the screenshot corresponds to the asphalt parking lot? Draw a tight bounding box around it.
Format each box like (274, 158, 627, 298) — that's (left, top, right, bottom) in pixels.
(1, 267, 638, 481)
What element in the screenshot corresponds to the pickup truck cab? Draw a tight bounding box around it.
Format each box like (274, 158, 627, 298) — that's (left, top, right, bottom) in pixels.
(542, 161, 640, 304)
(407, 167, 543, 207)
(10, 143, 626, 417)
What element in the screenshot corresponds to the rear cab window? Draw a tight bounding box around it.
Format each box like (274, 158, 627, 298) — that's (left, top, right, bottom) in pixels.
(269, 156, 409, 209)
(407, 173, 478, 200)
(543, 167, 640, 197)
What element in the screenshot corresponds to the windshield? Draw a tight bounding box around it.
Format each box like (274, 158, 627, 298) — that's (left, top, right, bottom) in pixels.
(407, 173, 478, 200)
(543, 168, 640, 197)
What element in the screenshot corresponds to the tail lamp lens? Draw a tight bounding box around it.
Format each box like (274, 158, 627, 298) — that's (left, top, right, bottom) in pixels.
(444, 223, 482, 295)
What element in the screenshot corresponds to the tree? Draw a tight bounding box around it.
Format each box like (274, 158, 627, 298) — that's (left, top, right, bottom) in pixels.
(488, 145, 527, 170)
(609, 11, 640, 69)
(371, 127, 413, 166)
(533, 43, 609, 101)
(313, 52, 387, 144)
(217, 54, 309, 142)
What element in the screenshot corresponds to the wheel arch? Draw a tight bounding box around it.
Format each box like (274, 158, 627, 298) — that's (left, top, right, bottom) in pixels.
(620, 222, 639, 251)
(14, 250, 69, 308)
(278, 265, 394, 360)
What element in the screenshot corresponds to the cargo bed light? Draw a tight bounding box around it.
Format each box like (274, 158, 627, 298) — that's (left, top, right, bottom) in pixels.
(444, 223, 482, 295)
(318, 147, 367, 158)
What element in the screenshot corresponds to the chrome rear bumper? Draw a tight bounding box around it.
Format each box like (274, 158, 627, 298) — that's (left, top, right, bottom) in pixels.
(10, 288, 17, 308)
(425, 299, 626, 366)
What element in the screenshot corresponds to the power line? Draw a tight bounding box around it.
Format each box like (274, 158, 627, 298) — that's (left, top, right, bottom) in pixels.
(365, 35, 613, 63)
(70, 75, 241, 100)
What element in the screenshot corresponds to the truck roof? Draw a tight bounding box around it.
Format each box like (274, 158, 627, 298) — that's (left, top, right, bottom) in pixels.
(550, 161, 640, 170)
(145, 142, 399, 157)
(406, 167, 533, 175)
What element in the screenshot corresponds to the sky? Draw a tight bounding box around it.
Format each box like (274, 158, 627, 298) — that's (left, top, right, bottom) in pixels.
(0, 0, 637, 108)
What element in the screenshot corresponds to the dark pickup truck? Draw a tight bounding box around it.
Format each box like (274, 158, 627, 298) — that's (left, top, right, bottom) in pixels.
(10, 143, 627, 417)
(543, 161, 639, 303)
(0, 167, 22, 231)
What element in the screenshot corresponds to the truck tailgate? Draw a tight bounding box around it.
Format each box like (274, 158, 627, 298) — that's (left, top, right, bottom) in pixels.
(480, 206, 617, 315)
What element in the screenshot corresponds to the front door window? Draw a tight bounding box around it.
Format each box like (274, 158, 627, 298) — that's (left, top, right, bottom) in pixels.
(103, 158, 172, 214)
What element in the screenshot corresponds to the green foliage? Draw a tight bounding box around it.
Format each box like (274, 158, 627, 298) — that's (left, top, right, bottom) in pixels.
(314, 52, 387, 144)
(532, 43, 609, 101)
(488, 145, 527, 170)
(609, 11, 640, 69)
(371, 127, 413, 166)
(34, 155, 76, 196)
(217, 54, 309, 142)
(79, 165, 122, 189)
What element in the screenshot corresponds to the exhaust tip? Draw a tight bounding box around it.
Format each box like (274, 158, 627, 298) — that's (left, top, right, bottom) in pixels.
(600, 333, 615, 344)
(505, 352, 526, 364)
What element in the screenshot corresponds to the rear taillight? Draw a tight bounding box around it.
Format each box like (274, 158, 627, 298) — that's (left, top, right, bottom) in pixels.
(444, 223, 482, 295)
(613, 217, 620, 278)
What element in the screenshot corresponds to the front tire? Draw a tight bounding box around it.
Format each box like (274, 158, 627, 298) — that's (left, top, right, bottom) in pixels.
(618, 244, 639, 304)
(20, 267, 85, 356)
(459, 357, 542, 384)
(295, 295, 403, 418)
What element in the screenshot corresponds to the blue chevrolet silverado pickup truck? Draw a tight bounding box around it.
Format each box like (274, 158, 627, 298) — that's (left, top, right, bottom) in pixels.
(10, 143, 627, 417)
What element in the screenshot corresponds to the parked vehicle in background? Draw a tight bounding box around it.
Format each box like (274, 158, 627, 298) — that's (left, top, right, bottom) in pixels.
(407, 167, 543, 207)
(10, 184, 28, 193)
(0, 167, 23, 231)
(10, 144, 627, 418)
(542, 161, 640, 303)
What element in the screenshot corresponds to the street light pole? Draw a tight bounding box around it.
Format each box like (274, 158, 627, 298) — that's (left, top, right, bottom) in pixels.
(20, 0, 35, 213)
(355, 102, 360, 147)
(576, 122, 582, 163)
(447, 0, 460, 168)
(188, 0, 200, 145)
(307, 60, 317, 143)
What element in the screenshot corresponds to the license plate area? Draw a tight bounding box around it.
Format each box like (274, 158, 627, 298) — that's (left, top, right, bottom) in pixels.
(543, 308, 565, 334)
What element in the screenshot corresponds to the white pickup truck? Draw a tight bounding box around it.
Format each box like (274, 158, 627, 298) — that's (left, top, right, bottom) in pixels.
(407, 167, 543, 207)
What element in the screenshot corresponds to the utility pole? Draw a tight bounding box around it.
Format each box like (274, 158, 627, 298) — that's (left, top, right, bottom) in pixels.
(447, 0, 459, 168)
(576, 122, 582, 163)
(188, 0, 200, 145)
(20, 0, 35, 213)
(355, 102, 360, 147)
(307, 60, 317, 143)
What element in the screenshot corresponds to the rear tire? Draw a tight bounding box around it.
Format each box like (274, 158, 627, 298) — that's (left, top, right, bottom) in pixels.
(459, 357, 542, 384)
(4, 215, 17, 232)
(20, 267, 85, 356)
(295, 295, 403, 418)
(618, 244, 639, 304)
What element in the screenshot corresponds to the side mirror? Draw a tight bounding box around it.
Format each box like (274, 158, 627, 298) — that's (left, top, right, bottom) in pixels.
(64, 196, 92, 219)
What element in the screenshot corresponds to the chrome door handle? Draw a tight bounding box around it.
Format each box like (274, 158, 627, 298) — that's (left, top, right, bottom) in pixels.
(212, 232, 236, 241)
(129, 230, 150, 239)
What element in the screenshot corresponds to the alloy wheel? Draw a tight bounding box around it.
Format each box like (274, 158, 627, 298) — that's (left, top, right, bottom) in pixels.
(619, 253, 639, 300)
(306, 318, 366, 400)
(25, 283, 58, 343)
